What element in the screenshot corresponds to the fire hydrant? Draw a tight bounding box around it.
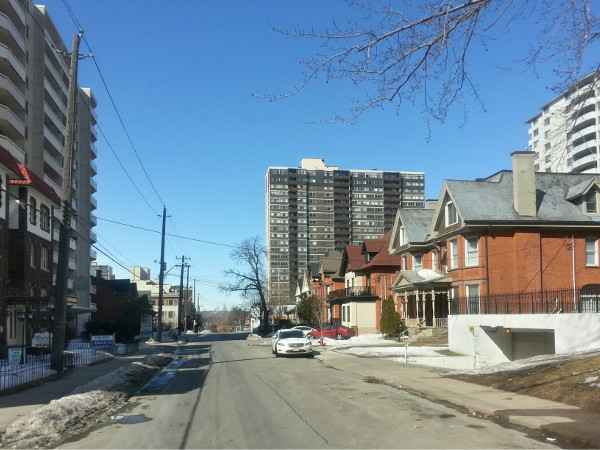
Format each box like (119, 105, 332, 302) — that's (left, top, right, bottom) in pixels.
(319, 336, 324, 346)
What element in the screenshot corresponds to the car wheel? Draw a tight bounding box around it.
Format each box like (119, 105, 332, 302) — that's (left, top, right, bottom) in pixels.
(271, 346, 275, 354)
(336, 333, 343, 340)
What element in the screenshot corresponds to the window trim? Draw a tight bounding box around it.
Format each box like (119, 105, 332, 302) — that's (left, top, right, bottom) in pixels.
(585, 237, 598, 266)
(29, 196, 37, 226)
(465, 237, 478, 267)
(445, 201, 458, 227)
(449, 240, 459, 269)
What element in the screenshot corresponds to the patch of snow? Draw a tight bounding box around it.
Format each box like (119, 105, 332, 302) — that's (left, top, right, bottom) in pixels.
(583, 376, 599, 384)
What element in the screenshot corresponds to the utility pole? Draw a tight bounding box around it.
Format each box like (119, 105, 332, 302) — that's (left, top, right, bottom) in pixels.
(184, 264, 190, 331)
(157, 206, 166, 341)
(177, 256, 189, 331)
(51, 31, 85, 372)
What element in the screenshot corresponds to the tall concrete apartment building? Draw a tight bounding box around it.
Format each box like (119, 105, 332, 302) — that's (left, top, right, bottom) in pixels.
(1, 0, 98, 344)
(527, 72, 600, 173)
(266, 158, 425, 303)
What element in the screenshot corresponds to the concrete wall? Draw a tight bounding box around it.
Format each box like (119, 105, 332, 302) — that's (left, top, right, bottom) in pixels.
(449, 313, 600, 368)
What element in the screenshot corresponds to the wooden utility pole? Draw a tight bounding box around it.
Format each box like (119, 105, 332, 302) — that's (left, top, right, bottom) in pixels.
(51, 32, 82, 371)
(157, 206, 166, 341)
(177, 256, 187, 331)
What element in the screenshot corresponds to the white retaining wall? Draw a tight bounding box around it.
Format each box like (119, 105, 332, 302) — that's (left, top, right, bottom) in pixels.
(448, 313, 600, 368)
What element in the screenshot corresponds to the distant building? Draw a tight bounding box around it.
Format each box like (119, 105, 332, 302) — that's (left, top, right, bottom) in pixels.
(130, 266, 151, 282)
(265, 158, 425, 303)
(526, 72, 600, 173)
(91, 263, 114, 280)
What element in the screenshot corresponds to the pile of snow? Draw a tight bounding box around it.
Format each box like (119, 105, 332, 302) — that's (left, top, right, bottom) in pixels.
(582, 375, 600, 387)
(1, 354, 173, 449)
(450, 349, 600, 376)
(246, 333, 264, 341)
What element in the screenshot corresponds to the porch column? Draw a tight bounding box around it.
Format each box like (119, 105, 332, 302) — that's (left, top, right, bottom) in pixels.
(432, 288, 436, 327)
(416, 289, 420, 323)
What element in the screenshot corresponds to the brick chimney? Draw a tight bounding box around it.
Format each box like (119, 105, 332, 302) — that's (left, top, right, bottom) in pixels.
(511, 151, 536, 217)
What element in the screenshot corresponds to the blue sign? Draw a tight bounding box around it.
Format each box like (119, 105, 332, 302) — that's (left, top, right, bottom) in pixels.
(91, 335, 114, 348)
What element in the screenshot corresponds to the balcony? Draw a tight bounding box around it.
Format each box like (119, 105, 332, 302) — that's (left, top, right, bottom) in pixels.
(0, 72, 24, 109)
(43, 151, 62, 178)
(0, 133, 24, 161)
(0, 42, 25, 82)
(328, 286, 378, 301)
(43, 125, 63, 155)
(0, 102, 24, 136)
(90, 231, 97, 244)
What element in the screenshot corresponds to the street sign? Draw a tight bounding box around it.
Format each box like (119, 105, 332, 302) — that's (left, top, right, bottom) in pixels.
(91, 334, 114, 348)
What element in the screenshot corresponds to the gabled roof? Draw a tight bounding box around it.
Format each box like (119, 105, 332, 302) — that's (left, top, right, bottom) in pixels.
(389, 208, 435, 253)
(320, 250, 343, 279)
(430, 171, 600, 237)
(359, 230, 402, 270)
(0, 145, 22, 176)
(363, 240, 384, 254)
(10, 164, 61, 205)
(391, 269, 452, 291)
(343, 245, 363, 272)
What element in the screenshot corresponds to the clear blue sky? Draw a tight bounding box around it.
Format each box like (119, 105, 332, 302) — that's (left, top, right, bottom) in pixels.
(39, 1, 598, 309)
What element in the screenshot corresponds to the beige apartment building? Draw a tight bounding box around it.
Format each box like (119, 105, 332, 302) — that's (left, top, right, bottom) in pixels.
(1, 0, 98, 344)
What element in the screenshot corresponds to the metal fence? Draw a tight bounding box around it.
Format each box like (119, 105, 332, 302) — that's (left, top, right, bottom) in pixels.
(0, 341, 140, 394)
(449, 287, 600, 315)
(328, 286, 377, 300)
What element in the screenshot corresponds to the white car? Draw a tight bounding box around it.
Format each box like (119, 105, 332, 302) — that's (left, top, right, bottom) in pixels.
(271, 329, 314, 358)
(292, 326, 316, 336)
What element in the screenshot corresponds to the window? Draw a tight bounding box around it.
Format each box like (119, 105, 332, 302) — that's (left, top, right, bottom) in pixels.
(413, 254, 422, 271)
(466, 285, 480, 314)
(40, 205, 50, 232)
(445, 202, 458, 226)
(402, 255, 407, 270)
(465, 237, 478, 266)
(544, 117, 551, 126)
(585, 191, 597, 214)
(41, 247, 48, 270)
(30, 242, 36, 267)
(29, 197, 37, 225)
(585, 238, 598, 266)
(545, 143, 551, 150)
(449, 240, 458, 269)
(431, 252, 437, 270)
(533, 128, 539, 136)
(399, 225, 406, 245)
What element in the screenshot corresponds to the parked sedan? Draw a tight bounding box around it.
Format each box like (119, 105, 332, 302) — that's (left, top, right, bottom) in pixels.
(271, 329, 313, 357)
(306, 325, 356, 340)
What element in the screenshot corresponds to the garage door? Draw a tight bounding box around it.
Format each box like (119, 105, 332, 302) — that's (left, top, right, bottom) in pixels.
(512, 331, 555, 361)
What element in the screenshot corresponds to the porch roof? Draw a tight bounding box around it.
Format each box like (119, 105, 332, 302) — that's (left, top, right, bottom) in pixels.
(391, 269, 451, 291)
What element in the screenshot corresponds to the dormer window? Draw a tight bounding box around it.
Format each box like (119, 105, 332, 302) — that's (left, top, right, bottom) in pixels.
(399, 225, 407, 245)
(445, 201, 458, 226)
(585, 191, 598, 214)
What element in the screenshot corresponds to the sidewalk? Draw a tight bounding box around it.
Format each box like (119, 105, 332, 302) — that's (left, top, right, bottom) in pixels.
(0, 345, 165, 434)
(315, 348, 600, 448)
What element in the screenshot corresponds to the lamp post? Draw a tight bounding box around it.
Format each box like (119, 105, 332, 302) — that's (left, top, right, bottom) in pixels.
(17, 310, 33, 365)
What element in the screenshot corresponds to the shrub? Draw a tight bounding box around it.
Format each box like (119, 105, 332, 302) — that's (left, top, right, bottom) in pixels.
(379, 296, 402, 338)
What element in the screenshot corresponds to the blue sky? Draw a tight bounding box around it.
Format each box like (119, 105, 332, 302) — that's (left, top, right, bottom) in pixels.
(39, 1, 598, 309)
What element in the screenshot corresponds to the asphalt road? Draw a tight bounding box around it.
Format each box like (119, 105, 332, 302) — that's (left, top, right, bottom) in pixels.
(60, 333, 556, 449)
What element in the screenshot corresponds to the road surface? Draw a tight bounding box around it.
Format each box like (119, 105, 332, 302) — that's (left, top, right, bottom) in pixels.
(60, 333, 556, 449)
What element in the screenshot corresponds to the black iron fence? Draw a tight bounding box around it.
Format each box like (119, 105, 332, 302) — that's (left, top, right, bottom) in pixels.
(0, 341, 140, 394)
(328, 286, 377, 300)
(449, 287, 600, 315)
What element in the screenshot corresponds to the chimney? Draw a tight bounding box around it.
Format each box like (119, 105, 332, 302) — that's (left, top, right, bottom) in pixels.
(511, 151, 536, 217)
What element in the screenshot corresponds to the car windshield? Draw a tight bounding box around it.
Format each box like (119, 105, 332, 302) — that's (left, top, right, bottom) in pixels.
(279, 330, 305, 339)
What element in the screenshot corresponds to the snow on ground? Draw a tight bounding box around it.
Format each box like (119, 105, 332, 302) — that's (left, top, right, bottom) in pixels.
(1, 352, 172, 448)
(449, 349, 600, 376)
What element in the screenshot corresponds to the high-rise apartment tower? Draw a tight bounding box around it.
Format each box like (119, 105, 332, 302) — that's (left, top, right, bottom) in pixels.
(266, 158, 425, 303)
(526, 72, 600, 173)
(0, 0, 98, 331)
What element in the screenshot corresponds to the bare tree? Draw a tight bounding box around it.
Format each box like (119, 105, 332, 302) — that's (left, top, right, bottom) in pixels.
(261, 0, 599, 126)
(220, 236, 269, 334)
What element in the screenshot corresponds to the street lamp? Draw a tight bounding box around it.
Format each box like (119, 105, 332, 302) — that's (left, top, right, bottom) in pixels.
(17, 310, 33, 365)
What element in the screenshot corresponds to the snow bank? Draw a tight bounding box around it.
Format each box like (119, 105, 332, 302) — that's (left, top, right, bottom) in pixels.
(1, 354, 173, 449)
